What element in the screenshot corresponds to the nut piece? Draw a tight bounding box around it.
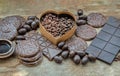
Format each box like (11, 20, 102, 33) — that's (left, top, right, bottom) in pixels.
(88, 54, 96, 62)
(77, 9, 83, 16)
(76, 51, 86, 57)
(61, 51, 69, 59)
(23, 24, 31, 31)
(73, 55, 81, 64)
(81, 55, 89, 65)
(54, 56, 63, 64)
(57, 42, 65, 49)
(18, 28, 27, 35)
(69, 51, 75, 58)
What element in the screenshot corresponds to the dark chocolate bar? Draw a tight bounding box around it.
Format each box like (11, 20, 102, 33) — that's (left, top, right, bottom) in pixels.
(85, 16, 120, 64)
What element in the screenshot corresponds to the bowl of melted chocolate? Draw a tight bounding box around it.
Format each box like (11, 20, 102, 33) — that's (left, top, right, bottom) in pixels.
(0, 39, 14, 58)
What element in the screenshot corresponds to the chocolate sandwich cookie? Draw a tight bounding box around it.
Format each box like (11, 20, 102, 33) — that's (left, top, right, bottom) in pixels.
(76, 25, 97, 40)
(20, 56, 42, 66)
(66, 36, 87, 52)
(16, 39, 40, 58)
(19, 51, 42, 62)
(87, 13, 106, 28)
(0, 19, 17, 40)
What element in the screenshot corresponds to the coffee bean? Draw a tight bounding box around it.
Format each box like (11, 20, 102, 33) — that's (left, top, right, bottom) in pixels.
(76, 51, 86, 57)
(69, 51, 75, 58)
(31, 21, 38, 30)
(26, 20, 33, 25)
(54, 56, 63, 64)
(88, 54, 96, 62)
(77, 9, 83, 16)
(61, 51, 69, 59)
(78, 15, 87, 20)
(27, 16, 37, 20)
(18, 28, 27, 35)
(81, 55, 89, 65)
(57, 42, 65, 49)
(62, 45, 68, 50)
(16, 35, 25, 40)
(23, 25, 31, 31)
(76, 20, 86, 26)
(73, 55, 81, 64)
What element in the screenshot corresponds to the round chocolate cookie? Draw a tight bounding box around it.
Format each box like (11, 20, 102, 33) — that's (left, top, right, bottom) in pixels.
(16, 39, 40, 57)
(0, 20, 17, 40)
(76, 25, 97, 40)
(66, 36, 87, 52)
(87, 13, 106, 28)
(19, 51, 42, 62)
(3, 15, 25, 29)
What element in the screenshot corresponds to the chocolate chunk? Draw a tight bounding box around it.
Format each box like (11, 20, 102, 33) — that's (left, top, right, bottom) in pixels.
(88, 54, 96, 62)
(76, 20, 86, 26)
(61, 51, 69, 59)
(23, 24, 31, 31)
(76, 25, 97, 40)
(54, 56, 63, 64)
(81, 55, 89, 65)
(27, 16, 37, 20)
(77, 9, 83, 16)
(69, 51, 75, 58)
(31, 21, 38, 30)
(73, 55, 81, 64)
(76, 50, 85, 57)
(16, 35, 25, 40)
(87, 13, 106, 28)
(57, 42, 65, 49)
(18, 28, 27, 35)
(26, 20, 33, 25)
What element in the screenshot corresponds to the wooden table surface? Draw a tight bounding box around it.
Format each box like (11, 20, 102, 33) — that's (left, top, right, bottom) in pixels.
(0, 0, 120, 76)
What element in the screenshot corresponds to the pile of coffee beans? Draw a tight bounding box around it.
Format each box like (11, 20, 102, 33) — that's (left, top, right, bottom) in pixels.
(76, 9, 87, 26)
(16, 16, 40, 40)
(54, 41, 96, 65)
(41, 13, 74, 37)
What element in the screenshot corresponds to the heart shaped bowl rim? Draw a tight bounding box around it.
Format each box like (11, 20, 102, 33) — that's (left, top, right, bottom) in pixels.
(38, 10, 77, 45)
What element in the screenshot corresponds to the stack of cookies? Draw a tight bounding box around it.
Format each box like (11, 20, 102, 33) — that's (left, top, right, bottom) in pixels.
(15, 39, 43, 66)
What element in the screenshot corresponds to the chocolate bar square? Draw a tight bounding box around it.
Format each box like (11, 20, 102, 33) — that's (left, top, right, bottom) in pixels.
(97, 31, 112, 41)
(86, 45, 102, 57)
(104, 43, 120, 55)
(115, 28, 120, 37)
(91, 38, 107, 49)
(98, 51, 115, 64)
(102, 24, 117, 34)
(110, 36, 120, 46)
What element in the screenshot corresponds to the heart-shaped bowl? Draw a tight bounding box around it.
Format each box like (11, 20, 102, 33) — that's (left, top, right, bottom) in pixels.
(39, 10, 77, 45)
